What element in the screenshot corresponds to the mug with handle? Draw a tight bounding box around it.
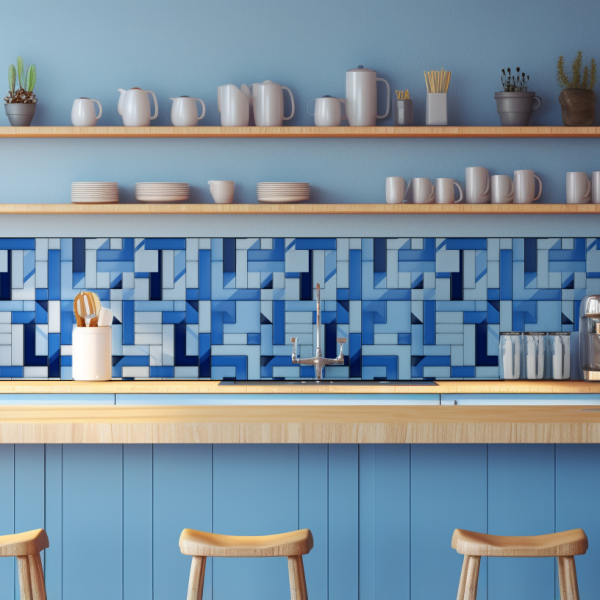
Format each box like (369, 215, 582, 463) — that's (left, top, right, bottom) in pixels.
(170, 96, 206, 127)
(592, 171, 600, 204)
(513, 170, 542, 204)
(71, 98, 102, 127)
(435, 178, 463, 204)
(386, 177, 405, 204)
(465, 167, 491, 204)
(566, 171, 592, 204)
(405, 178, 435, 204)
(491, 175, 514, 204)
(307, 96, 347, 127)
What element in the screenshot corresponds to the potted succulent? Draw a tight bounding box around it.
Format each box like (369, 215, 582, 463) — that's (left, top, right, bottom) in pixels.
(557, 51, 596, 126)
(494, 67, 542, 126)
(4, 57, 37, 126)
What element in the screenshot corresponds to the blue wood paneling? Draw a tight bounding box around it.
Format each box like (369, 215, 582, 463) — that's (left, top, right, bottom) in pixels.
(299, 445, 328, 600)
(360, 445, 410, 600)
(123, 445, 152, 600)
(0, 445, 14, 600)
(411, 444, 488, 600)
(328, 444, 359, 600)
(62, 445, 123, 600)
(212, 444, 298, 600)
(153, 444, 212, 600)
(44, 445, 62, 600)
(556, 445, 600, 599)
(488, 445, 555, 600)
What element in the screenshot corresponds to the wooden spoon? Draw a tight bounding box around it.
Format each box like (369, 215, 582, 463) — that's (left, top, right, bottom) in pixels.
(74, 291, 98, 326)
(88, 292, 102, 327)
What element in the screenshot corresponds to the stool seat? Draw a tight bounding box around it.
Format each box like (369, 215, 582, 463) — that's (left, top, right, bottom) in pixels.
(180, 528, 313, 557)
(0, 529, 49, 557)
(452, 528, 588, 557)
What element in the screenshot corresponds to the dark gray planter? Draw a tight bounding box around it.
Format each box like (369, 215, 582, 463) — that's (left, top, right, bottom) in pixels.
(393, 99, 413, 125)
(4, 103, 36, 126)
(494, 91, 542, 126)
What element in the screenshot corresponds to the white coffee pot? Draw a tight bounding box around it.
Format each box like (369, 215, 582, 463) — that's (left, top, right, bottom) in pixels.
(217, 84, 250, 127)
(117, 88, 158, 126)
(346, 66, 390, 126)
(170, 96, 206, 127)
(71, 97, 102, 126)
(249, 80, 295, 127)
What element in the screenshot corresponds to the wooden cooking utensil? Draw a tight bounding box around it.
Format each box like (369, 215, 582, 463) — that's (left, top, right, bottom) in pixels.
(73, 293, 86, 327)
(88, 292, 102, 327)
(74, 291, 98, 326)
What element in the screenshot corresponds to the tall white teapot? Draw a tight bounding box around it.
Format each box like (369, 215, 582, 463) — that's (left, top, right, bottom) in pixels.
(117, 88, 158, 126)
(345, 66, 390, 126)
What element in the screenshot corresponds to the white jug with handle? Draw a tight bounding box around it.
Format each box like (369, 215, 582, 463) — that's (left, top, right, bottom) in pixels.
(218, 84, 250, 127)
(118, 88, 158, 126)
(170, 96, 206, 126)
(346, 66, 390, 126)
(251, 80, 295, 127)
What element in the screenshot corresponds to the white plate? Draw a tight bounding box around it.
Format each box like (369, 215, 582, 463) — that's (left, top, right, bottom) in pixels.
(258, 182, 308, 185)
(257, 196, 310, 203)
(71, 198, 120, 204)
(136, 196, 189, 202)
(72, 182, 118, 186)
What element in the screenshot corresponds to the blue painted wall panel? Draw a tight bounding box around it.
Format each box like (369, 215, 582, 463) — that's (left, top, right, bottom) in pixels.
(0, 445, 14, 600)
(487, 445, 555, 600)
(44, 445, 62, 600)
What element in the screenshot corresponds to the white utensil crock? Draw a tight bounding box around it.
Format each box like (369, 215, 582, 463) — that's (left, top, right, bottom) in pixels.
(218, 84, 250, 127)
(170, 96, 206, 126)
(72, 327, 112, 381)
(71, 98, 102, 126)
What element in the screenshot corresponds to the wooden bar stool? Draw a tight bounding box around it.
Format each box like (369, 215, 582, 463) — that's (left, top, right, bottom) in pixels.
(452, 528, 588, 600)
(180, 528, 313, 600)
(0, 529, 48, 600)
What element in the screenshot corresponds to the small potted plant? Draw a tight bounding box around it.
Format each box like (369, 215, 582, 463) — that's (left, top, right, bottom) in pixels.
(557, 51, 596, 126)
(494, 67, 542, 126)
(4, 57, 37, 126)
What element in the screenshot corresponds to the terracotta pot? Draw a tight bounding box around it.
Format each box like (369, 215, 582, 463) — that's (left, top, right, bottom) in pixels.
(559, 89, 596, 126)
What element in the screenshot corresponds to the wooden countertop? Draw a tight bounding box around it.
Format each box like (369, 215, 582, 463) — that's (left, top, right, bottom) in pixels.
(0, 405, 599, 443)
(0, 380, 600, 394)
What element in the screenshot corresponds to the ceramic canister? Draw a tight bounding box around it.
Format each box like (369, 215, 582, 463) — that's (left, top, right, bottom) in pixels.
(72, 327, 112, 381)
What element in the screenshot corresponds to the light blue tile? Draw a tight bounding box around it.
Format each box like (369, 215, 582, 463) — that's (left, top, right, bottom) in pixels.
(110, 238, 123, 250)
(175, 366, 199, 378)
(0, 346, 10, 365)
(385, 251, 398, 288)
(488, 261, 499, 288)
(337, 239, 349, 261)
(211, 345, 261, 379)
(248, 272, 261, 288)
(398, 273, 411, 288)
(135, 311, 162, 323)
(362, 366, 386, 379)
(538, 238, 560, 250)
(199, 238, 210, 250)
(361, 239, 374, 261)
(285, 249, 309, 272)
(499, 300, 512, 332)
(0, 313, 10, 323)
(464, 324, 476, 365)
(61, 238, 72, 261)
(411, 301, 423, 323)
(162, 324, 174, 366)
(437, 324, 463, 333)
(373, 301, 410, 334)
(112, 325, 123, 356)
(261, 324, 273, 355)
(236, 250, 248, 289)
(135, 301, 174, 311)
(499, 238, 512, 250)
(325, 249, 336, 283)
(349, 301, 361, 333)
(11, 324, 23, 366)
(135, 333, 162, 345)
(575, 272, 587, 289)
(537, 249, 549, 288)
(435, 249, 460, 273)
(12, 250, 23, 288)
(186, 325, 199, 356)
(85, 238, 109, 250)
(411, 324, 424, 354)
(273, 366, 301, 378)
(562, 238, 574, 250)
(260, 238, 273, 250)
(85, 249, 97, 288)
(437, 333, 463, 345)
(186, 261, 198, 288)
(0, 301, 23, 311)
(423, 345, 450, 356)
(35, 239, 48, 262)
(475, 301, 487, 311)
(162, 250, 175, 288)
(134, 278, 150, 301)
(436, 301, 475, 311)
(135, 324, 162, 333)
(211, 238, 223, 261)
(374, 333, 398, 344)
(236, 238, 259, 250)
(286, 312, 313, 324)
(463, 250, 475, 288)
(0, 250, 6, 273)
(411, 238, 424, 250)
(487, 324, 500, 356)
(513, 238, 524, 260)
(34, 325, 48, 356)
(463, 276, 487, 301)
(488, 239, 500, 261)
(273, 272, 285, 289)
(285, 277, 300, 301)
(475, 366, 499, 378)
(49, 238, 60, 250)
(451, 345, 464, 366)
(199, 301, 211, 333)
(149, 345, 161, 366)
(123, 345, 150, 356)
(212, 366, 236, 379)
(286, 323, 313, 333)
(313, 250, 325, 287)
(35, 261, 48, 288)
(96, 272, 110, 289)
(387, 238, 410, 250)
(423, 273, 435, 289)
(423, 366, 450, 378)
(134, 249, 159, 273)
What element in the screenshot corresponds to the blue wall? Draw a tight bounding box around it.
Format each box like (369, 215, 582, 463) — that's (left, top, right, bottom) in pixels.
(1, 443, 599, 600)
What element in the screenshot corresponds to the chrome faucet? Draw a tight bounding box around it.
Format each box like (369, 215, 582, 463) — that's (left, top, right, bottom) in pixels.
(290, 283, 346, 380)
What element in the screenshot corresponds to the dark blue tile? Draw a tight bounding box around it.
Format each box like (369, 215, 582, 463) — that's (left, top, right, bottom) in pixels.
(463, 311, 487, 324)
(295, 239, 336, 250)
(349, 249, 361, 300)
(134, 272, 150, 279)
(35, 289, 48, 301)
(337, 301, 349, 324)
(12, 312, 35, 324)
(150, 366, 174, 377)
(475, 322, 498, 366)
(35, 301, 48, 324)
(162, 311, 185, 324)
(451, 366, 475, 377)
(450, 250, 463, 300)
(487, 301, 500, 324)
(199, 250, 211, 300)
(211, 311, 224, 345)
(349, 333, 362, 378)
(111, 273, 122, 289)
(524, 239, 537, 273)
(223, 238, 236, 273)
(445, 239, 487, 250)
(487, 289, 500, 300)
(337, 289, 349, 300)
(373, 238, 386, 273)
(0, 250, 10, 300)
(123, 301, 134, 345)
(285, 272, 300, 278)
(363, 355, 397, 380)
(143, 239, 186, 250)
(273, 301, 285, 345)
(325, 322, 337, 358)
(149, 250, 162, 301)
(186, 301, 199, 324)
(186, 289, 199, 301)
(412, 273, 424, 289)
(49, 333, 60, 378)
(199, 333, 211, 377)
(300, 250, 312, 299)
(72, 239, 85, 273)
(398, 333, 411, 344)
(500, 249, 513, 300)
(114, 356, 150, 367)
(424, 301, 435, 345)
(24, 323, 47, 366)
(175, 322, 197, 366)
(248, 333, 261, 345)
(0, 367, 23, 377)
(261, 273, 273, 289)
(212, 355, 247, 379)
(48, 249, 60, 301)
(0, 240, 35, 250)
(60, 310, 73, 345)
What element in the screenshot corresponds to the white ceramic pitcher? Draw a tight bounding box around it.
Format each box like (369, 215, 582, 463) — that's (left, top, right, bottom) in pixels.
(71, 98, 102, 126)
(218, 84, 250, 127)
(346, 66, 390, 126)
(170, 96, 206, 126)
(250, 80, 295, 127)
(117, 88, 158, 126)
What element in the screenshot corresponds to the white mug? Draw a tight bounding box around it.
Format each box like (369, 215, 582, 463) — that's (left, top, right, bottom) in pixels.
(308, 96, 347, 127)
(217, 84, 250, 127)
(386, 177, 405, 204)
(170, 96, 206, 127)
(71, 98, 102, 126)
(593, 172, 600, 204)
(491, 175, 514, 204)
(405, 178, 435, 204)
(566, 171, 592, 204)
(514, 170, 542, 204)
(208, 180, 234, 204)
(465, 167, 491, 204)
(435, 178, 463, 204)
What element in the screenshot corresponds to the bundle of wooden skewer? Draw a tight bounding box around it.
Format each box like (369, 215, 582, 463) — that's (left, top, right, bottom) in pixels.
(423, 68, 451, 93)
(395, 90, 409, 100)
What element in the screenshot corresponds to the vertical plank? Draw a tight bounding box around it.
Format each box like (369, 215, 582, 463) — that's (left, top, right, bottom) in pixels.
(123, 445, 152, 600)
(328, 444, 358, 600)
(153, 445, 212, 600)
(556, 445, 600, 599)
(0, 445, 15, 600)
(359, 445, 410, 600)
(411, 444, 488, 600)
(488, 445, 555, 600)
(44, 445, 62, 600)
(15, 445, 45, 600)
(213, 444, 298, 600)
(62, 445, 122, 600)
(299, 445, 328, 600)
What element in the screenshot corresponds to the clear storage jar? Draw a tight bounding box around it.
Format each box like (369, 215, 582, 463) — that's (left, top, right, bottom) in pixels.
(547, 332, 570, 380)
(523, 333, 546, 380)
(499, 332, 522, 380)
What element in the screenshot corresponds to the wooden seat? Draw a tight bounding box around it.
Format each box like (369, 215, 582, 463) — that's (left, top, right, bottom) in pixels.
(180, 529, 313, 600)
(452, 528, 587, 600)
(0, 529, 48, 600)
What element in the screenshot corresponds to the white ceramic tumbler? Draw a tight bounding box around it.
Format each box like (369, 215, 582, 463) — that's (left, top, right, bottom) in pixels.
(72, 327, 112, 381)
(208, 180, 235, 204)
(405, 178, 435, 204)
(593, 172, 600, 204)
(71, 98, 102, 126)
(386, 177, 405, 204)
(426, 93, 447, 125)
(491, 175, 514, 204)
(513, 170, 542, 203)
(566, 172, 592, 204)
(435, 178, 463, 204)
(465, 167, 491, 204)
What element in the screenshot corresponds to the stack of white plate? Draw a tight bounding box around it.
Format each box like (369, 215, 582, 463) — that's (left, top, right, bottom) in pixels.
(257, 182, 310, 203)
(135, 182, 190, 202)
(71, 182, 119, 204)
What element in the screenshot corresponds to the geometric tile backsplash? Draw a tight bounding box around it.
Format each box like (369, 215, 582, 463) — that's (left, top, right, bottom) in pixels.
(2, 236, 600, 380)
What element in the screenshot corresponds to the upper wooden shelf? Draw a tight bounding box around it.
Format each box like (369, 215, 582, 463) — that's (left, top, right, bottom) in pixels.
(2, 203, 599, 215)
(2, 126, 600, 138)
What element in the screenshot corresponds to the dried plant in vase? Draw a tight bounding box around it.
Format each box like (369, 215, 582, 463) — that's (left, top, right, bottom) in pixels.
(495, 67, 541, 126)
(557, 51, 597, 126)
(4, 57, 37, 126)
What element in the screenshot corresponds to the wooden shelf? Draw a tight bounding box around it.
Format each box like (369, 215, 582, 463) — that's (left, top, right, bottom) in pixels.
(2, 126, 600, 138)
(2, 203, 600, 215)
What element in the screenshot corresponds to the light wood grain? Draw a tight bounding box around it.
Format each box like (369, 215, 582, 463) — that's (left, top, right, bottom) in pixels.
(0, 529, 49, 557)
(288, 556, 308, 600)
(463, 555, 480, 600)
(17, 556, 33, 600)
(28, 554, 47, 600)
(1, 379, 600, 395)
(1, 202, 600, 215)
(2, 405, 600, 443)
(3, 531, 49, 600)
(2, 126, 600, 138)
(559, 556, 581, 600)
(185, 556, 206, 600)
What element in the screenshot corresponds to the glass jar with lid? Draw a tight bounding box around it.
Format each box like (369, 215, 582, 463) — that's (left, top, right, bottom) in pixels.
(523, 333, 546, 380)
(546, 332, 570, 380)
(499, 332, 522, 380)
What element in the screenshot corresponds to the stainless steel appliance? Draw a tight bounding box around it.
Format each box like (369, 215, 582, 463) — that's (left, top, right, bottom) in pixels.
(580, 295, 600, 380)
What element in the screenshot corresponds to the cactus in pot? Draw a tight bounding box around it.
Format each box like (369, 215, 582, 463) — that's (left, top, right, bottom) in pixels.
(557, 51, 597, 126)
(4, 56, 37, 126)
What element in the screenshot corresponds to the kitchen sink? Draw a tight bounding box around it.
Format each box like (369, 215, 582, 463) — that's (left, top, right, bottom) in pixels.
(219, 380, 438, 386)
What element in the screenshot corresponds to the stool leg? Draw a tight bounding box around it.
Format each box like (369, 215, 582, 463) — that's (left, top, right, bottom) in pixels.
(558, 556, 580, 600)
(456, 555, 470, 600)
(17, 556, 33, 600)
(28, 553, 47, 600)
(288, 556, 308, 600)
(464, 555, 480, 600)
(186, 556, 206, 600)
